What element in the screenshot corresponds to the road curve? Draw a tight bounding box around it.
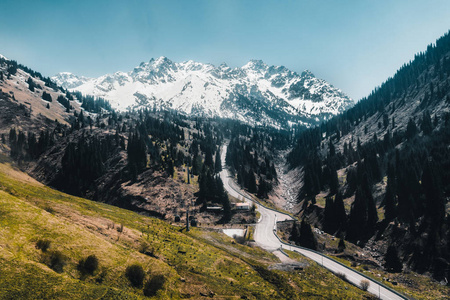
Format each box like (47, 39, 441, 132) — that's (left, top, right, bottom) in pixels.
(219, 144, 407, 300)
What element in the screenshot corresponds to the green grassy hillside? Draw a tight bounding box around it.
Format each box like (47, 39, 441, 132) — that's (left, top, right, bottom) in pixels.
(0, 155, 369, 299)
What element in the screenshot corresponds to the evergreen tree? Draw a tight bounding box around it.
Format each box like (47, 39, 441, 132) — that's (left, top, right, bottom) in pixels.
(338, 238, 346, 253)
(384, 245, 402, 273)
(421, 161, 445, 229)
(247, 170, 257, 193)
(191, 153, 202, 176)
(27, 77, 35, 92)
(290, 221, 300, 244)
(299, 219, 318, 250)
(215, 176, 231, 223)
(42, 91, 52, 102)
(127, 130, 147, 180)
(204, 148, 214, 169)
(334, 192, 347, 232)
(323, 196, 335, 234)
(214, 150, 222, 174)
(405, 118, 418, 139)
(257, 177, 270, 199)
(347, 186, 368, 242)
(329, 165, 339, 195)
(421, 111, 433, 135)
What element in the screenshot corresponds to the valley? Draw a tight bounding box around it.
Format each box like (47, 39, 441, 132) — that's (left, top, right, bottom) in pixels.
(0, 23, 450, 300)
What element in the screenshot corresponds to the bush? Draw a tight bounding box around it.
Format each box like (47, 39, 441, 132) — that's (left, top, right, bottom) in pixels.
(42, 250, 66, 273)
(35, 239, 51, 252)
(125, 264, 145, 287)
(336, 272, 347, 281)
(360, 279, 370, 291)
(338, 238, 346, 252)
(143, 275, 165, 297)
(78, 254, 99, 275)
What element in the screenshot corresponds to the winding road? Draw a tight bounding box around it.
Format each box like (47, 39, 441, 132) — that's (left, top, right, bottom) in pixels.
(219, 144, 407, 300)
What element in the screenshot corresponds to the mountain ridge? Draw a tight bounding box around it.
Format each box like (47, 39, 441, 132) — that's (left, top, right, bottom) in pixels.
(53, 57, 353, 128)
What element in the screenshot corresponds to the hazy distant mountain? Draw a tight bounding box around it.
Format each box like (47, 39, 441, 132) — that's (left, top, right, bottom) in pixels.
(53, 58, 353, 128)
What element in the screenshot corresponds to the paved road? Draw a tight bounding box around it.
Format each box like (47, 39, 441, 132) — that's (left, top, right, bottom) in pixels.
(219, 144, 406, 300)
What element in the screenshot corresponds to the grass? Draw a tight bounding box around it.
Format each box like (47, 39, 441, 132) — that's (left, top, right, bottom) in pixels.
(0, 158, 374, 299)
(279, 222, 449, 299)
(246, 226, 255, 241)
(330, 256, 449, 300)
(282, 250, 372, 299)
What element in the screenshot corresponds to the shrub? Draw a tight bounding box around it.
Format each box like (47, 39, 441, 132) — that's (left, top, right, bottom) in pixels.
(139, 241, 157, 258)
(336, 272, 347, 281)
(143, 275, 165, 297)
(125, 264, 145, 287)
(95, 269, 107, 284)
(233, 235, 247, 245)
(42, 250, 66, 273)
(360, 279, 370, 291)
(338, 238, 346, 252)
(78, 254, 99, 275)
(35, 239, 51, 252)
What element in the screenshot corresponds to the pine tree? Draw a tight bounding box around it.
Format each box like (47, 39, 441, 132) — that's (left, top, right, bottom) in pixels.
(334, 192, 347, 232)
(299, 219, 317, 250)
(247, 170, 257, 193)
(42, 91, 52, 102)
(215, 176, 231, 223)
(191, 153, 202, 176)
(421, 161, 445, 229)
(421, 111, 433, 135)
(338, 238, 346, 253)
(323, 196, 335, 234)
(329, 166, 339, 195)
(214, 150, 222, 173)
(290, 221, 300, 245)
(257, 177, 270, 199)
(405, 118, 417, 139)
(27, 77, 35, 92)
(384, 245, 402, 273)
(347, 186, 368, 242)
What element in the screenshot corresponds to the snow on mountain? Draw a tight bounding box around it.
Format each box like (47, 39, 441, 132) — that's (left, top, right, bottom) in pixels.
(52, 72, 92, 89)
(53, 57, 353, 127)
(0, 54, 8, 61)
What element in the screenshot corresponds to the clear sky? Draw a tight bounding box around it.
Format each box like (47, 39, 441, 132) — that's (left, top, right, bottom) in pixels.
(1, 0, 450, 100)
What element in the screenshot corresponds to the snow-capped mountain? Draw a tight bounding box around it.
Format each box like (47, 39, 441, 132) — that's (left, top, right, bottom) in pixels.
(53, 57, 353, 127)
(52, 72, 92, 89)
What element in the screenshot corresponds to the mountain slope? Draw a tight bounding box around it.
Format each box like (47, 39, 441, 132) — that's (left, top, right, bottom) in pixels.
(53, 58, 353, 128)
(0, 156, 372, 299)
(288, 30, 450, 282)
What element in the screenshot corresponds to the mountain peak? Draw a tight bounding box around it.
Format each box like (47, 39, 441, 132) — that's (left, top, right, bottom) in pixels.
(52, 72, 92, 89)
(243, 59, 267, 70)
(154, 56, 172, 65)
(53, 57, 353, 127)
(301, 70, 315, 78)
(0, 54, 9, 61)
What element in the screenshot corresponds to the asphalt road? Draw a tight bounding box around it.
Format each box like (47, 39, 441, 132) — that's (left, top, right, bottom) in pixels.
(219, 144, 406, 300)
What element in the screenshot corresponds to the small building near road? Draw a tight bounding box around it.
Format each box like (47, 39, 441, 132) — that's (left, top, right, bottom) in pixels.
(206, 206, 223, 212)
(234, 203, 250, 210)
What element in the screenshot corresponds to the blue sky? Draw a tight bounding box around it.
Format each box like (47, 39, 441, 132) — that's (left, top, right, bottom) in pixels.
(1, 0, 450, 100)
